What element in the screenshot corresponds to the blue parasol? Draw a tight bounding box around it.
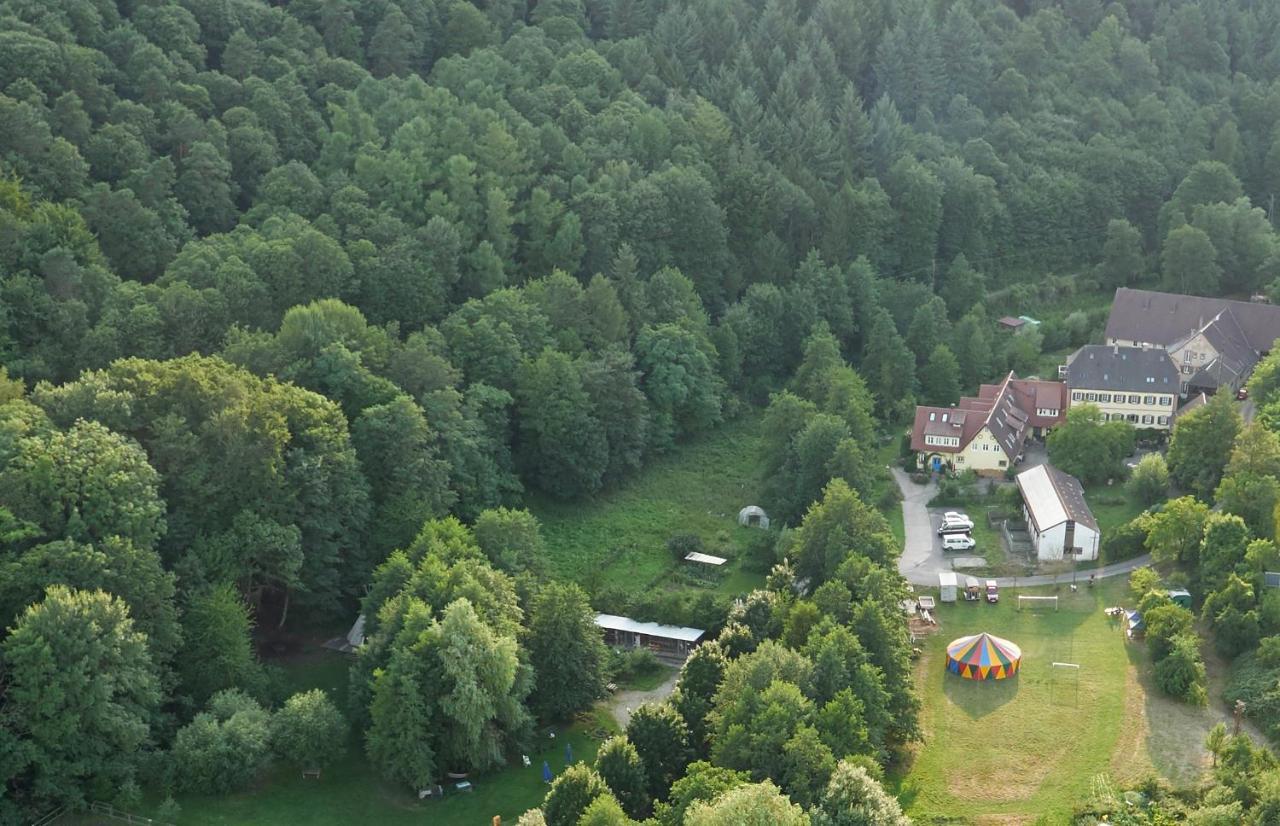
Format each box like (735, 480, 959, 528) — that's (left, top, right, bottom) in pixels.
(565, 743, 574, 764)
(542, 760, 553, 784)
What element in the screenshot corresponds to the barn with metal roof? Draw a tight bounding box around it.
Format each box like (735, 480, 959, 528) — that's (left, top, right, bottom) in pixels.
(1014, 464, 1100, 562)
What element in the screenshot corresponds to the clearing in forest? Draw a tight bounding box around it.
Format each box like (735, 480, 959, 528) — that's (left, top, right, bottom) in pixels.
(529, 411, 767, 593)
(896, 580, 1239, 823)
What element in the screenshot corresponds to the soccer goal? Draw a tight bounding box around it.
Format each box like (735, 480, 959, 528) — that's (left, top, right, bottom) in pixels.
(1018, 595, 1059, 612)
(1051, 661, 1081, 707)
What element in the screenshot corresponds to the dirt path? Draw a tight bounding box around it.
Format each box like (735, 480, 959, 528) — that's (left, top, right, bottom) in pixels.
(607, 670, 681, 728)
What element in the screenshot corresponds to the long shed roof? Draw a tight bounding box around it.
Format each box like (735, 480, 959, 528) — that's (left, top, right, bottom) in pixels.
(1015, 464, 1098, 533)
(594, 614, 705, 643)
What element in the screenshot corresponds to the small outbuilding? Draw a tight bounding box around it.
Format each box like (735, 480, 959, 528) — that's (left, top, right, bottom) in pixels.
(737, 506, 770, 529)
(998, 316, 1026, 332)
(322, 614, 366, 654)
(595, 614, 704, 659)
(939, 571, 958, 603)
(1015, 464, 1100, 562)
(1167, 589, 1192, 609)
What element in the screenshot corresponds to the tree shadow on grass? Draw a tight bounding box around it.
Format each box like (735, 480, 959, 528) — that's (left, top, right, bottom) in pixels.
(941, 670, 1021, 719)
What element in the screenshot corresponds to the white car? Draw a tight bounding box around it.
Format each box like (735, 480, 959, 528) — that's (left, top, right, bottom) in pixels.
(937, 516, 974, 535)
(943, 511, 969, 521)
(942, 534, 976, 551)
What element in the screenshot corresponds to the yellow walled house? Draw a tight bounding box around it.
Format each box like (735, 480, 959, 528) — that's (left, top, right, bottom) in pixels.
(1062, 344, 1178, 430)
(911, 373, 1066, 476)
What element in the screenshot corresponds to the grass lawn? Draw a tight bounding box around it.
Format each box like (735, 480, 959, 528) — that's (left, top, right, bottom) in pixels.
(894, 578, 1223, 823)
(1084, 484, 1146, 536)
(618, 664, 677, 692)
(136, 651, 618, 826)
(528, 412, 766, 593)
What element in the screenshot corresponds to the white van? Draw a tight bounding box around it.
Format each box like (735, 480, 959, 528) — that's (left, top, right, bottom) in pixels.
(942, 534, 976, 551)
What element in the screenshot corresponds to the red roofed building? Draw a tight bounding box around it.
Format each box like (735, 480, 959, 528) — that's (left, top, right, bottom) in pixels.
(910, 372, 1067, 476)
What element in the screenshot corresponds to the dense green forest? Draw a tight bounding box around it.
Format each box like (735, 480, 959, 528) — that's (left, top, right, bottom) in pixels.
(8, 0, 1280, 822)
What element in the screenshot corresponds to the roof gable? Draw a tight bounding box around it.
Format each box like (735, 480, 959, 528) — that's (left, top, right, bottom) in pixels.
(1015, 464, 1098, 533)
(1105, 288, 1280, 353)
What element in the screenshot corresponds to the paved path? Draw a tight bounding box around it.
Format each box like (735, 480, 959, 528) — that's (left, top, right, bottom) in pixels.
(606, 669, 679, 728)
(893, 467, 942, 584)
(891, 468, 1152, 587)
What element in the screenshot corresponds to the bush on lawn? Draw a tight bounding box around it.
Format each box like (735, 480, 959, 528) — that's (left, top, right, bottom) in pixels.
(1154, 633, 1208, 706)
(173, 689, 273, 793)
(1103, 515, 1150, 564)
(668, 533, 705, 562)
(1126, 453, 1170, 507)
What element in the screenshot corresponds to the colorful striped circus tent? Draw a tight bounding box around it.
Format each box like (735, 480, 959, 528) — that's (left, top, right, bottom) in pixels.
(945, 632, 1022, 680)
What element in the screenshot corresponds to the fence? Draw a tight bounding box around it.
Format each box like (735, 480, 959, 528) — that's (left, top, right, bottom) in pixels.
(85, 802, 175, 826)
(30, 806, 66, 826)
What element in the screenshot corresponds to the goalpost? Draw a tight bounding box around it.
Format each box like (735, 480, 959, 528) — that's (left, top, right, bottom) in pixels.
(1018, 595, 1059, 612)
(1051, 662, 1081, 707)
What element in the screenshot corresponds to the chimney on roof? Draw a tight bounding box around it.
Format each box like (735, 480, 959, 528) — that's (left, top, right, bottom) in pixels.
(1113, 343, 1119, 355)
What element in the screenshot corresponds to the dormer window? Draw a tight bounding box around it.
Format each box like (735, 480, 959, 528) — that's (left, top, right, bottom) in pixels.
(941, 413, 948, 422)
(929, 412, 936, 421)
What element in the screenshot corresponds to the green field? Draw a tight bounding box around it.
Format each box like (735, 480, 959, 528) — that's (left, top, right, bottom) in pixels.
(896, 581, 1152, 823)
(529, 412, 768, 593)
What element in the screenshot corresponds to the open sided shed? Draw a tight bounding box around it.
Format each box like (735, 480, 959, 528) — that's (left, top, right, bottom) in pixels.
(595, 614, 705, 658)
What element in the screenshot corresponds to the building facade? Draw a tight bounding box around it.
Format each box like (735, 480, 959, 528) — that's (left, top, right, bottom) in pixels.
(1014, 464, 1100, 562)
(1063, 344, 1179, 430)
(911, 373, 1066, 476)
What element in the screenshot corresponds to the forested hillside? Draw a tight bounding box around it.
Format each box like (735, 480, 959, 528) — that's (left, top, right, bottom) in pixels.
(6, 0, 1280, 822)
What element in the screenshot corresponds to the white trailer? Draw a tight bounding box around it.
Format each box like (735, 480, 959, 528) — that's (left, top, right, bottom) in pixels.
(939, 571, 958, 603)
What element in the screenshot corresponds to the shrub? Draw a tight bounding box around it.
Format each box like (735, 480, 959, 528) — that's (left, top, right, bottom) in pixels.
(1103, 516, 1149, 564)
(875, 483, 902, 512)
(1129, 566, 1161, 602)
(1153, 633, 1207, 705)
(1126, 453, 1170, 507)
(667, 533, 704, 562)
(173, 689, 273, 793)
(271, 689, 347, 770)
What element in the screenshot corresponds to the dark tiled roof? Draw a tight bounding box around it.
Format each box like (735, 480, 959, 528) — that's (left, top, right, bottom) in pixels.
(910, 405, 982, 453)
(998, 316, 1025, 328)
(1174, 392, 1208, 421)
(911, 373, 1066, 456)
(1064, 345, 1178, 393)
(1105, 288, 1280, 352)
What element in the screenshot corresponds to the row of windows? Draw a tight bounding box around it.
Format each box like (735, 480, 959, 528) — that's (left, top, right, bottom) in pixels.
(1102, 413, 1170, 426)
(1071, 391, 1172, 406)
(923, 435, 959, 447)
(954, 456, 1007, 467)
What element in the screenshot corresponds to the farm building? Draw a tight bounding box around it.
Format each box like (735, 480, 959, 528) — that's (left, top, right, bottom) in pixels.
(595, 614, 705, 659)
(1014, 464, 1100, 562)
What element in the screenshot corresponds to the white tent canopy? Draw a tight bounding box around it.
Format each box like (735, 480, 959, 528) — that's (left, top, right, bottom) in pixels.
(684, 551, 728, 566)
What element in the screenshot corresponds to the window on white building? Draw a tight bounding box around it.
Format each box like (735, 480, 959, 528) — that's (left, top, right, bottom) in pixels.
(1128, 394, 1140, 404)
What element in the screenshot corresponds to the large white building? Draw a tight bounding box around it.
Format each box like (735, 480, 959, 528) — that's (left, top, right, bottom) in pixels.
(1014, 464, 1100, 562)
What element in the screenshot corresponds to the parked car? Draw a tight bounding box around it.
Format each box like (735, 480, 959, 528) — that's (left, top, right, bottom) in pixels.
(943, 534, 976, 551)
(937, 515, 974, 534)
(1238, 387, 1249, 400)
(985, 580, 999, 603)
(943, 511, 969, 521)
(964, 576, 980, 601)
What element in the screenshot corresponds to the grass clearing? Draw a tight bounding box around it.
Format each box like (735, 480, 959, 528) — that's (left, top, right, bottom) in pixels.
(529, 412, 766, 593)
(1084, 485, 1146, 536)
(132, 651, 618, 826)
(894, 578, 1225, 823)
